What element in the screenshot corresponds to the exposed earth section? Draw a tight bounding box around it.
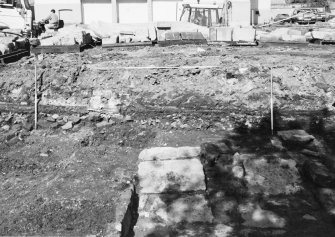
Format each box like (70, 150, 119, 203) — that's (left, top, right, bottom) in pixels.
(1, 44, 335, 236)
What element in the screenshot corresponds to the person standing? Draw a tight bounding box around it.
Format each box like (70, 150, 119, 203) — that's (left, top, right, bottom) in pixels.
(42, 9, 59, 29)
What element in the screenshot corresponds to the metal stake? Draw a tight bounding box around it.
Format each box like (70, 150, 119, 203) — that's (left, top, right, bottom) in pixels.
(34, 55, 38, 130)
(270, 68, 274, 135)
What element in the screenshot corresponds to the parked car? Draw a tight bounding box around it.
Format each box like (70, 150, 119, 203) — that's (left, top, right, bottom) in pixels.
(300, 8, 326, 22)
(292, 9, 317, 24)
(274, 14, 291, 24)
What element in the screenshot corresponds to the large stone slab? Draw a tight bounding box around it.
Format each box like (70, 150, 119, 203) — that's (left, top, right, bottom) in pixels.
(165, 32, 182, 41)
(271, 28, 302, 37)
(134, 223, 231, 237)
(303, 160, 335, 188)
(138, 158, 205, 193)
(135, 194, 213, 236)
(239, 203, 286, 229)
(277, 130, 315, 144)
(317, 188, 335, 216)
(217, 27, 233, 41)
(281, 35, 306, 43)
(209, 27, 217, 41)
(139, 146, 200, 161)
(243, 157, 301, 196)
(232, 27, 255, 42)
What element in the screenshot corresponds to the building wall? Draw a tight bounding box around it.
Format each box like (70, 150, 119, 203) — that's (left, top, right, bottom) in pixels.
(82, 0, 181, 24)
(250, 0, 271, 25)
(230, 0, 251, 26)
(118, 0, 148, 23)
(34, 0, 253, 25)
(82, 0, 113, 24)
(153, 0, 182, 21)
(182, 0, 225, 6)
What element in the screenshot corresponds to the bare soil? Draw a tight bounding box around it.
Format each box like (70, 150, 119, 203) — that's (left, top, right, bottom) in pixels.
(1, 44, 335, 236)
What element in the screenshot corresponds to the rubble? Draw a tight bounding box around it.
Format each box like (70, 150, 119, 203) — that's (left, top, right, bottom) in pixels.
(39, 24, 101, 46)
(61, 121, 73, 130)
(258, 28, 306, 43)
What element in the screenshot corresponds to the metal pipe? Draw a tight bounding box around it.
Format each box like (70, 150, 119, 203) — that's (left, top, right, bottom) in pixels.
(34, 55, 38, 130)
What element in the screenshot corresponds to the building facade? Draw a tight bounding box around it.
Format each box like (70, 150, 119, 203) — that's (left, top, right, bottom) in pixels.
(32, 0, 275, 26)
(34, 0, 184, 24)
(250, 0, 272, 25)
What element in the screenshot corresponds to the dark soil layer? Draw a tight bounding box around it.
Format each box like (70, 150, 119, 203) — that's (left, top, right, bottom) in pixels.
(1, 44, 335, 236)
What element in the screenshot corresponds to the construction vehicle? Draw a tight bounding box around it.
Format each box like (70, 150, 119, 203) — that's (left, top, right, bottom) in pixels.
(179, 3, 223, 27)
(0, 0, 33, 33)
(0, 0, 71, 37)
(292, 8, 317, 24)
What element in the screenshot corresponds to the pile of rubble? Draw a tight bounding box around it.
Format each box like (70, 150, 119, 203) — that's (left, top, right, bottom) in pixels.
(256, 27, 335, 43)
(0, 110, 125, 148)
(0, 112, 32, 150)
(39, 24, 101, 46)
(257, 28, 307, 43)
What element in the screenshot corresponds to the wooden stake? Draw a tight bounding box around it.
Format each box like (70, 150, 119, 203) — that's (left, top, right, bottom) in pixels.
(34, 55, 38, 130)
(270, 68, 274, 135)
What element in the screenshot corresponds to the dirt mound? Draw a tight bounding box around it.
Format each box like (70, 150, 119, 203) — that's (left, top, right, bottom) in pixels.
(1, 45, 335, 115)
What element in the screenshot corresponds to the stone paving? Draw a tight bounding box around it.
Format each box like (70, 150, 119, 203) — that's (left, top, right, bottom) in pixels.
(131, 129, 335, 237)
(134, 147, 214, 237)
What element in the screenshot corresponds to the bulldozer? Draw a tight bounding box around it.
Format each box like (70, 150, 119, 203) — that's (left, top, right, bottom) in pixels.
(179, 1, 233, 28)
(179, 3, 223, 27)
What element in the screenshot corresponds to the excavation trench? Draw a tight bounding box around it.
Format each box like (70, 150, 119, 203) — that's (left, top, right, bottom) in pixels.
(2, 42, 335, 236)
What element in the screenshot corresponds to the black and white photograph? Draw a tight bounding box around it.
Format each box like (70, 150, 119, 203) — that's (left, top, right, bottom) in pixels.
(1, 0, 335, 236)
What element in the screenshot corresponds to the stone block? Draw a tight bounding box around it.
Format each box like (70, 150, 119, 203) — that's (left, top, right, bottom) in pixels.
(239, 203, 286, 229)
(139, 146, 200, 161)
(302, 160, 335, 188)
(324, 33, 335, 41)
(190, 32, 205, 40)
(180, 32, 194, 40)
(243, 157, 301, 196)
(317, 188, 335, 216)
(165, 32, 182, 41)
(281, 35, 306, 42)
(88, 94, 120, 114)
(138, 158, 205, 193)
(136, 194, 213, 232)
(233, 27, 255, 42)
(287, 29, 302, 36)
(278, 130, 314, 144)
(216, 27, 233, 41)
(179, 32, 205, 40)
(209, 27, 217, 41)
(259, 35, 281, 42)
(105, 186, 135, 237)
(271, 28, 290, 37)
